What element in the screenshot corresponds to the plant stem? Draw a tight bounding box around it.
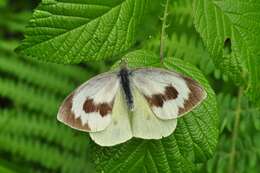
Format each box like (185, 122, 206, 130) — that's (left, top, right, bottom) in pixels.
(160, 0, 170, 63)
(228, 87, 243, 173)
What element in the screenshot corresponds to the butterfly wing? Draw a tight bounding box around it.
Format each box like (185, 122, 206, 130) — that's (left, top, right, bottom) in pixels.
(89, 88, 132, 146)
(57, 72, 120, 132)
(131, 68, 206, 120)
(131, 86, 177, 139)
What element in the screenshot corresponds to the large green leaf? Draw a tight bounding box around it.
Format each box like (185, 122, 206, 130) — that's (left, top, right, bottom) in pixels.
(94, 50, 219, 173)
(0, 164, 16, 173)
(193, 0, 260, 105)
(16, 0, 147, 64)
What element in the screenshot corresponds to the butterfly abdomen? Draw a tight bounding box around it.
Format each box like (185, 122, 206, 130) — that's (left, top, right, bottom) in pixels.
(119, 68, 134, 110)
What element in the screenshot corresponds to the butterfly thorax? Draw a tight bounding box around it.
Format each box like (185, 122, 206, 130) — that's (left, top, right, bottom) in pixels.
(119, 67, 134, 111)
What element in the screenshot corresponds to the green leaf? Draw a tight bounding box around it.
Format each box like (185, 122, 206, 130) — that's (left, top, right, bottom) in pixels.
(94, 50, 219, 173)
(0, 165, 16, 173)
(193, 0, 260, 105)
(0, 0, 7, 8)
(16, 0, 148, 64)
(0, 48, 94, 173)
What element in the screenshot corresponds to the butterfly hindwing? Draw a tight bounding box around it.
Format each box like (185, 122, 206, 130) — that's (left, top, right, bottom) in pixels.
(58, 66, 207, 146)
(131, 86, 177, 139)
(57, 72, 119, 132)
(131, 68, 206, 120)
(89, 88, 132, 146)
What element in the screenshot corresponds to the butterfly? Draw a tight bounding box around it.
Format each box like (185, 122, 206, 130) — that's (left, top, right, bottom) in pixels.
(57, 65, 207, 146)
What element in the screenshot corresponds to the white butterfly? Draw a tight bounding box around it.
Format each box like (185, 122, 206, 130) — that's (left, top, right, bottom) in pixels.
(57, 66, 207, 146)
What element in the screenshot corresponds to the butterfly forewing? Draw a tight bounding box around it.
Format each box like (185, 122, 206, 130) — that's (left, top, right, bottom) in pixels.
(131, 68, 207, 120)
(58, 72, 119, 132)
(57, 66, 207, 147)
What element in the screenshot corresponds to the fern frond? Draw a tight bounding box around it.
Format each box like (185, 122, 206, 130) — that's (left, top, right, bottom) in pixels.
(144, 33, 229, 81)
(0, 55, 76, 96)
(0, 78, 60, 116)
(0, 133, 90, 173)
(0, 45, 95, 172)
(0, 109, 89, 153)
(167, 0, 197, 37)
(0, 5, 100, 171)
(170, 0, 193, 28)
(28, 60, 94, 83)
(0, 11, 31, 33)
(203, 93, 260, 173)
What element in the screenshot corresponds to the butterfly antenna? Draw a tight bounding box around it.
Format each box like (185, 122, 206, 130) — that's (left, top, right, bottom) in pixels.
(160, 0, 170, 64)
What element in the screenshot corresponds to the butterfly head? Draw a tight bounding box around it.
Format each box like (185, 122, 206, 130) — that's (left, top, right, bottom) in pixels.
(119, 59, 129, 69)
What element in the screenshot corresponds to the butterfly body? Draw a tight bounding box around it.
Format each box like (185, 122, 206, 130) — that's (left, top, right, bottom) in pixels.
(118, 67, 134, 111)
(58, 66, 207, 146)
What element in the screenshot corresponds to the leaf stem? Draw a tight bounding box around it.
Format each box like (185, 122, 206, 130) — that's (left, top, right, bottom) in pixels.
(228, 87, 243, 173)
(160, 0, 170, 63)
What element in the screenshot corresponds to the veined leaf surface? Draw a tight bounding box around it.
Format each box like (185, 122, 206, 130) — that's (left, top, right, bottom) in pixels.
(16, 0, 147, 64)
(94, 50, 219, 173)
(193, 0, 260, 105)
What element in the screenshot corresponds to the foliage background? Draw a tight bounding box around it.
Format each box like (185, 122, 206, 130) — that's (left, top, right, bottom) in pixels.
(0, 0, 259, 173)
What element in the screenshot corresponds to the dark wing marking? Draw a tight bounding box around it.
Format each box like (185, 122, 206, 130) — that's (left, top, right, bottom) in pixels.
(131, 67, 206, 119)
(58, 93, 91, 132)
(83, 98, 113, 117)
(58, 71, 119, 132)
(178, 76, 206, 115)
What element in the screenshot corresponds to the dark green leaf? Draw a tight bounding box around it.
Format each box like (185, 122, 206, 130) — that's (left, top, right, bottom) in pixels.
(94, 50, 219, 173)
(193, 0, 260, 105)
(16, 0, 148, 64)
